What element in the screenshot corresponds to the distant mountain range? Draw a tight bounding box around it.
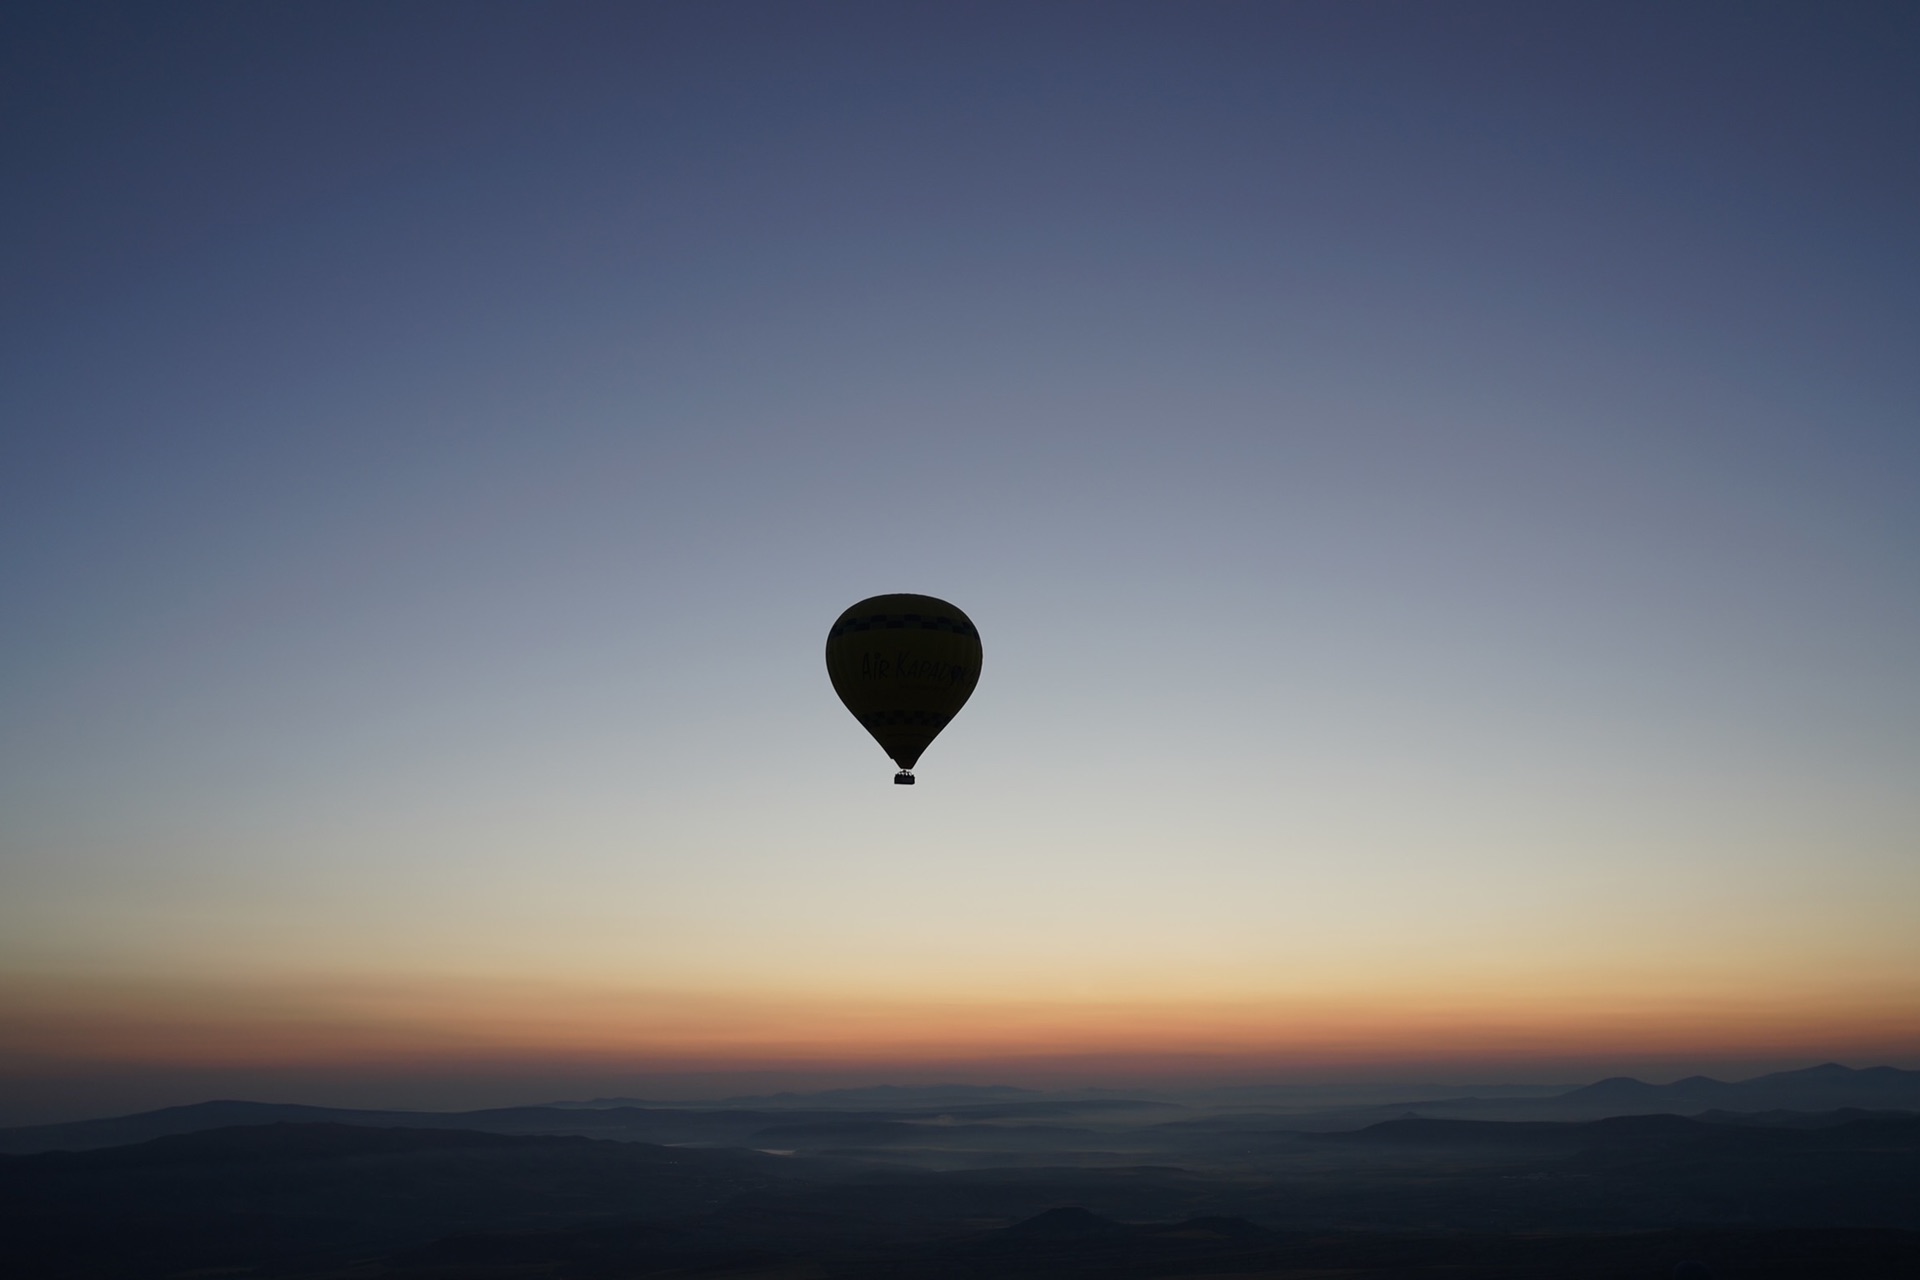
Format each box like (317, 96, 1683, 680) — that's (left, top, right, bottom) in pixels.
(1436, 1063, 1920, 1122)
(1321, 1111, 1920, 1154)
(1553, 1064, 1920, 1114)
(1260, 1062, 1920, 1130)
(543, 1082, 1065, 1110)
(2, 1063, 1914, 1156)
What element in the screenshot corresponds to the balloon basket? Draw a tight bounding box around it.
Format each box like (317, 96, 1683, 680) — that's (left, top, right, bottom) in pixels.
(894, 772, 915, 786)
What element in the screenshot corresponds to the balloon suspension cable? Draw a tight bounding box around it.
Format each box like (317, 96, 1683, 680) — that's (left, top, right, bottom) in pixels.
(894, 771, 916, 786)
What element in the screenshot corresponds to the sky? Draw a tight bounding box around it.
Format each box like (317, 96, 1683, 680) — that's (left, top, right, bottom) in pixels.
(2, 1, 1917, 1125)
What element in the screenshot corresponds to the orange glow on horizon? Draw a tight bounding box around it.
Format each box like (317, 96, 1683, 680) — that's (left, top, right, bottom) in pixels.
(6, 971, 1915, 1080)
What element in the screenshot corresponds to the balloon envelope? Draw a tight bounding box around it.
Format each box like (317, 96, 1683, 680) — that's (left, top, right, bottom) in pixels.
(825, 593, 982, 774)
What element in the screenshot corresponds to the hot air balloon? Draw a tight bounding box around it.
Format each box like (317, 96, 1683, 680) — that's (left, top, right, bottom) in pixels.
(825, 593, 981, 784)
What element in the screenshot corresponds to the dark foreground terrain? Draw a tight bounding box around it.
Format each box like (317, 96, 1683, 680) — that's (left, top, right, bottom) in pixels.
(5, 1070, 1918, 1278)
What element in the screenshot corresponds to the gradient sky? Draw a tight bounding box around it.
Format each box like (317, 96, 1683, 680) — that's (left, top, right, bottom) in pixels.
(3, 2, 1917, 1124)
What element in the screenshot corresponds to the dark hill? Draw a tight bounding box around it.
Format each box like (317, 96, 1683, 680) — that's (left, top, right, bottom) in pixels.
(1323, 1117, 1587, 1148)
(1324, 1113, 1754, 1148)
(1698, 1106, 1917, 1128)
(15, 1121, 574, 1170)
(1004, 1205, 1121, 1236)
(0, 1098, 421, 1154)
(1322, 1111, 1913, 1158)
(749, 1119, 1099, 1149)
(1553, 1063, 1920, 1116)
(0, 1121, 843, 1279)
(392, 1216, 1920, 1279)
(746, 1118, 950, 1147)
(719, 1082, 1044, 1108)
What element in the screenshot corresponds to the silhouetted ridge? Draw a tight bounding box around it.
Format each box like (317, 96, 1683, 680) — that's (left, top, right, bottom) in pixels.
(749, 1119, 929, 1144)
(0, 1099, 442, 1153)
(1330, 1117, 1580, 1146)
(1553, 1063, 1920, 1113)
(1151, 1215, 1270, 1240)
(1320, 1110, 1920, 1162)
(19, 1122, 588, 1169)
(1006, 1205, 1120, 1236)
(749, 1118, 1097, 1146)
(723, 1082, 1042, 1107)
(1562, 1075, 1685, 1103)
